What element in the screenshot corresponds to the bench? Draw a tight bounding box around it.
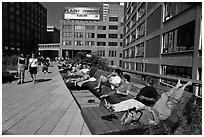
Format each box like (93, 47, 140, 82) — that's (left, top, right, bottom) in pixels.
(81, 70, 196, 134)
(81, 89, 195, 135)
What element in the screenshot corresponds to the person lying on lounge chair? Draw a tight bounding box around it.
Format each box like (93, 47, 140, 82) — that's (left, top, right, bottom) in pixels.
(99, 74, 132, 102)
(94, 69, 123, 92)
(105, 79, 192, 125)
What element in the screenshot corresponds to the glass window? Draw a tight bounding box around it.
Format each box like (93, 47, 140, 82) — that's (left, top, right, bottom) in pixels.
(97, 50, 105, 57)
(163, 21, 195, 53)
(74, 25, 84, 30)
(109, 34, 118, 39)
(85, 41, 94, 46)
(97, 42, 106, 46)
(109, 17, 118, 22)
(74, 40, 83, 45)
(109, 42, 117, 46)
(137, 3, 146, 20)
(164, 2, 194, 21)
(86, 33, 95, 38)
(86, 25, 95, 30)
(74, 32, 83, 38)
(137, 22, 145, 39)
(109, 25, 118, 30)
(97, 34, 106, 38)
(98, 26, 106, 30)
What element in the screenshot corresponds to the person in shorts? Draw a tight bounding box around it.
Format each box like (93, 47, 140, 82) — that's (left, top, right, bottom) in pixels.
(28, 54, 38, 84)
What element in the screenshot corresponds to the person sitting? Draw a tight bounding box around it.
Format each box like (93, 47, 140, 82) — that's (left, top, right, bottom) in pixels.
(100, 74, 132, 101)
(134, 76, 158, 106)
(94, 69, 122, 92)
(106, 79, 192, 126)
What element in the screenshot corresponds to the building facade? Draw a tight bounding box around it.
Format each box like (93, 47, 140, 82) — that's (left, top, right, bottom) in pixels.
(46, 26, 60, 43)
(123, 2, 202, 96)
(59, 3, 124, 67)
(2, 2, 47, 56)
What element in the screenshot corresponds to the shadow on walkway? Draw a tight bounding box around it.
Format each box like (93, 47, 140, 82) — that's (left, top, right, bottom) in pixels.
(36, 78, 52, 83)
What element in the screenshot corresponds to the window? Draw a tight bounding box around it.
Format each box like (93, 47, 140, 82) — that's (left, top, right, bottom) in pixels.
(63, 25, 72, 29)
(109, 25, 118, 30)
(86, 33, 95, 38)
(163, 21, 195, 53)
(109, 34, 118, 39)
(98, 26, 106, 30)
(130, 46, 135, 58)
(136, 42, 144, 57)
(108, 42, 117, 46)
(86, 25, 95, 30)
(74, 40, 83, 45)
(97, 42, 106, 46)
(137, 22, 145, 39)
(109, 50, 117, 57)
(109, 17, 118, 22)
(120, 34, 123, 39)
(97, 50, 105, 57)
(74, 32, 83, 38)
(111, 61, 114, 65)
(130, 62, 135, 70)
(137, 3, 146, 20)
(74, 25, 84, 30)
(120, 42, 123, 47)
(119, 60, 122, 67)
(161, 65, 193, 91)
(65, 40, 72, 45)
(164, 2, 194, 21)
(97, 34, 106, 38)
(85, 41, 94, 46)
(131, 30, 136, 42)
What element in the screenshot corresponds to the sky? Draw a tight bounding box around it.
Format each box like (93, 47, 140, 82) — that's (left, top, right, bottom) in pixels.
(41, 2, 102, 29)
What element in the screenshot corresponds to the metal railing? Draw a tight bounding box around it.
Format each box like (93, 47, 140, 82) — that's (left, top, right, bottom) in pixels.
(120, 68, 202, 99)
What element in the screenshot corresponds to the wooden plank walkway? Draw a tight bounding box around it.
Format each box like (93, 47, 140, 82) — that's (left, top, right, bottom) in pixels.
(2, 63, 91, 135)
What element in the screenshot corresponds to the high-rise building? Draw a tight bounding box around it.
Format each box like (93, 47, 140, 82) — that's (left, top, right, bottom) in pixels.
(46, 26, 60, 43)
(59, 3, 124, 67)
(123, 2, 202, 96)
(2, 2, 47, 56)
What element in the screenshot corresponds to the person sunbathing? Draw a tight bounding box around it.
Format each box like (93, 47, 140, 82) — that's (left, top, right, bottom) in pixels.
(94, 69, 123, 92)
(99, 74, 132, 102)
(105, 79, 192, 125)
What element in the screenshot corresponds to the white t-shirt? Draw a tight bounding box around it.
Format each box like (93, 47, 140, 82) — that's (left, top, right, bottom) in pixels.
(29, 58, 38, 67)
(109, 75, 121, 86)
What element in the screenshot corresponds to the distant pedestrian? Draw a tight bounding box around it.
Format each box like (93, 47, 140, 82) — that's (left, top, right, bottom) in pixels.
(28, 54, 38, 84)
(17, 53, 26, 84)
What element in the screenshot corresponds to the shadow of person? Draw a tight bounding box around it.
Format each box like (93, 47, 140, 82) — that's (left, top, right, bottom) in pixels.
(22, 80, 33, 84)
(35, 78, 52, 83)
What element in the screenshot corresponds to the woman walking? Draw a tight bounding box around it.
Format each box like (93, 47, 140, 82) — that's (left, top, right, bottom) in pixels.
(28, 54, 38, 84)
(17, 53, 26, 84)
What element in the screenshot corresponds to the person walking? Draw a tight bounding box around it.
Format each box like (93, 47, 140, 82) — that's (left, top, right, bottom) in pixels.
(28, 54, 38, 84)
(17, 53, 26, 84)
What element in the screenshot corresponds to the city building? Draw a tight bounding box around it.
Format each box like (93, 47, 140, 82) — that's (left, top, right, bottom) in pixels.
(46, 26, 60, 43)
(38, 26, 60, 59)
(59, 3, 124, 67)
(123, 2, 202, 96)
(2, 2, 47, 56)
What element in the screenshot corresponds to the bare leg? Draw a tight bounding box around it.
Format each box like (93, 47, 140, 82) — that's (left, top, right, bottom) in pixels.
(168, 79, 182, 95)
(181, 81, 192, 90)
(33, 74, 36, 84)
(94, 75, 103, 89)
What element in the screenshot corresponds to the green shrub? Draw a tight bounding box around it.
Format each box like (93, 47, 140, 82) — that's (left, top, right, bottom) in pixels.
(174, 104, 202, 135)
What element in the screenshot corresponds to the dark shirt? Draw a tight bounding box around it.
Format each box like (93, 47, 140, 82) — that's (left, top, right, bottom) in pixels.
(135, 86, 158, 106)
(19, 57, 25, 64)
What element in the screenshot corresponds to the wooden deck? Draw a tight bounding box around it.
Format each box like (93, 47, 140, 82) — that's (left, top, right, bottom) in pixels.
(2, 64, 91, 135)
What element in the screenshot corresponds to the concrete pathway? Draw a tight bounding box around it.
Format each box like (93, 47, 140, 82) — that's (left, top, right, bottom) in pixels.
(2, 63, 91, 135)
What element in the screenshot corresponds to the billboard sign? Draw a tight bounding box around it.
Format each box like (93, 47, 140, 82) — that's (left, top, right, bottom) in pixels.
(64, 7, 100, 20)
